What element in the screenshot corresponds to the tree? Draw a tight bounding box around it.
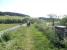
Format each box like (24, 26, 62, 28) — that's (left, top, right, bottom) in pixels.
(48, 14, 57, 26)
(60, 15, 67, 26)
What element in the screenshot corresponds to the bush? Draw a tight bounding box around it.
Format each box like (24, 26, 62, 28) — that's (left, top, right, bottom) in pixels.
(0, 33, 11, 42)
(60, 16, 67, 26)
(34, 22, 65, 49)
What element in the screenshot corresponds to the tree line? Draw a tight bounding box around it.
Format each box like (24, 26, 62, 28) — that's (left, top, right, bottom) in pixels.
(0, 18, 29, 24)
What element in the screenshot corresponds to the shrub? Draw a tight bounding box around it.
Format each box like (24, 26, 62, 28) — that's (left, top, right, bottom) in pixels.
(0, 33, 11, 42)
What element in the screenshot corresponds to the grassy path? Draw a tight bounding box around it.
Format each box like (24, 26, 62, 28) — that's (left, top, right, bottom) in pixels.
(23, 25, 50, 50)
(31, 26, 50, 50)
(20, 25, 51, 50)
(24, 27, 34, 50)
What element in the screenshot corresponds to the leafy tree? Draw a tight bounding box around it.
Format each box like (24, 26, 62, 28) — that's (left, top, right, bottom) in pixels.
(60, 15, 67, 26)
(48, 14, 57, 26)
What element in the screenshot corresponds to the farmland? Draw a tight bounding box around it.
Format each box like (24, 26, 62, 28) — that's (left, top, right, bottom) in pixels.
(0, 24, 17, 31)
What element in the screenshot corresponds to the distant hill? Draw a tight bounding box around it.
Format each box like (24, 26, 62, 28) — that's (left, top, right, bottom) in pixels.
(0, 11, 30, 17)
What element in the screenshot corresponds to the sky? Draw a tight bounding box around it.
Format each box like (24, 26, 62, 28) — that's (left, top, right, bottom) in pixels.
(0, 0, 67, 18)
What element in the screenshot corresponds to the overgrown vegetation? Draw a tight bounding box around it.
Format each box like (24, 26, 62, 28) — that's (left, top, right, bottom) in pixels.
(60, 16, 67, 26)
(0, 15, 67, 50)
(33, 19, 66, 50)
(0, 24, 57, 50)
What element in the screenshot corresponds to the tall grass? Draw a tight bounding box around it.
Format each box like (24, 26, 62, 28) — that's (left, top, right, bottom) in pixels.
(0, 26, 26, 50)
(31, 25, 55, 50)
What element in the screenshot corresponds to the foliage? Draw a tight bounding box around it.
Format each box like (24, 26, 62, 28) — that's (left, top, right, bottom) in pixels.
(0, 33, 11, 42)
(60, 16, 67, 26)
(31, 25, 55, 50)
(0, 24, 56, 50)
(34, 19, 66, 50)
(0, 18, 66, 50)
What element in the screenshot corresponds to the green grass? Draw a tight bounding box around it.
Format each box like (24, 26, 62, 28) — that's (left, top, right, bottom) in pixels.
(31, 25, 52, 50)
(0, 24, 56, 50)
(0, 24, 17, 31)
(0, 22, 65, 50)
(0, 25, 25, 50)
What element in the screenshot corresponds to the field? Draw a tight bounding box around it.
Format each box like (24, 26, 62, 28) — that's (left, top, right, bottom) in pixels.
(0, 16, 66, 50)
(0, 23, 64, 50)
(0, 24, 17, 31)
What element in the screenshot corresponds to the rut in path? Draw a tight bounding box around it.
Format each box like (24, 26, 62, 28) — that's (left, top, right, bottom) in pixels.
(24, 27, 34, 50)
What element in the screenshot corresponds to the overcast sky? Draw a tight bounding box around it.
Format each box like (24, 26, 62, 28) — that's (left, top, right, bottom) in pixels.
(0, 0, 67, 18)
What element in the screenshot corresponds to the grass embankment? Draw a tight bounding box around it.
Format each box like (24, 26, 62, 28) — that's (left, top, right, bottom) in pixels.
(0, 24, 17, 31)
(0, 24, 55, 50)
